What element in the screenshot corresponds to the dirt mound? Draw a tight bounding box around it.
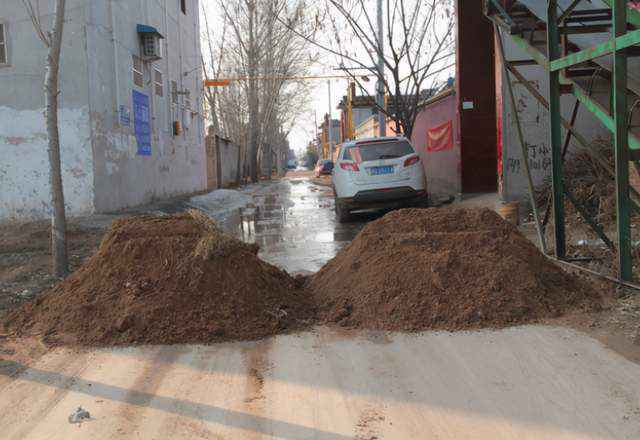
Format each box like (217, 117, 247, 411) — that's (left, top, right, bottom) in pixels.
(309, 207, 601, 331)
(4, 211, 314, 346)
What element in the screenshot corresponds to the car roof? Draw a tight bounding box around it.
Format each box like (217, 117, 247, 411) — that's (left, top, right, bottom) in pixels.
(341, 135, 409, 147)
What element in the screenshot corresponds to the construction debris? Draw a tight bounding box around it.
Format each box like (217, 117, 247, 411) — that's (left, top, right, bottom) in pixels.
(308, 208, 602, 331)
(3, 211, 314, 346)
(537, 140, 617, 229)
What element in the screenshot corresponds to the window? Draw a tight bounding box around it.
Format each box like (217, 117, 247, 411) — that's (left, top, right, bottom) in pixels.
(171, 80, 178, 104)
(180, 0, 186, 14)
(0, 23, 7, 65)
(343, 140, 414, 162)
(153, 67, 163, 97)
(132, 55, 144, 87)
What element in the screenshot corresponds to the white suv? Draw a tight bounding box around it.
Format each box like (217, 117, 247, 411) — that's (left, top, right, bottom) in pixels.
(332, 136, 427, 222)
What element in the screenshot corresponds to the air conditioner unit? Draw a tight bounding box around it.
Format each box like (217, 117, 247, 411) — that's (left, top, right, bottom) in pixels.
(137, 24, 164, 61)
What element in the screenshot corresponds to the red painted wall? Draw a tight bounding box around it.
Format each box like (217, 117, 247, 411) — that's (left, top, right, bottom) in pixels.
(412, 91, 461, 197)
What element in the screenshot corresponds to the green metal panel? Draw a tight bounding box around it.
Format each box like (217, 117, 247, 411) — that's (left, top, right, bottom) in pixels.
(547, 1, 566, 259)
(499, 26, 640, 216)
(488, 1, 637, 278)
(613, 0, 632, 281)
(549, 29, 640, 72)
(509, 34, 549, 68)
(506, 60, 640, 218)
(507, 30, 640, 151)
(572, 86, 640, 150)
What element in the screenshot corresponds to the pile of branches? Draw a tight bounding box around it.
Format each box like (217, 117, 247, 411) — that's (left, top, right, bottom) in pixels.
(536, 140, 616, 228)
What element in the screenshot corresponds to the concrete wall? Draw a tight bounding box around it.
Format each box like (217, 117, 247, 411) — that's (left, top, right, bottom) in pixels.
(217, 136, 239, 188)
(0, 0, 94, 220)
(411, 92, 462, 198)
(205, 128, 217, 190)
(87, 0, 206, 213)
(498, 33, 610, 204)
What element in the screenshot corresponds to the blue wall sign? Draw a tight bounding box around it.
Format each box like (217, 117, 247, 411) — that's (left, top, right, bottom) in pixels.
(132, 90, 152, 156)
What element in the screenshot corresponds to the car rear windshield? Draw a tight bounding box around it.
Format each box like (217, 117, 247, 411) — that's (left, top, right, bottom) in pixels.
(343, 140, 414, 163)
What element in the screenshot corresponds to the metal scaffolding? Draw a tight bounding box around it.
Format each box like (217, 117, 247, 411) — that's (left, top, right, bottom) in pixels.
(485, 0, 640, 281)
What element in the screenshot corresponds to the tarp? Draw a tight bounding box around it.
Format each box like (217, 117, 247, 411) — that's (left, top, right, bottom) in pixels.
(427, 121, 454, 152)
(132, 90, 152, 156)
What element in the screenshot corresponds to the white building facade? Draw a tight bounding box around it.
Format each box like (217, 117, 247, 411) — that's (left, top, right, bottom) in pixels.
(0, 0, 205, 221)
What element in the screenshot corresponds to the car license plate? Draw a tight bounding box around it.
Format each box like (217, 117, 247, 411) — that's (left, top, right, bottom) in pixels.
(369, 166, 394, 175)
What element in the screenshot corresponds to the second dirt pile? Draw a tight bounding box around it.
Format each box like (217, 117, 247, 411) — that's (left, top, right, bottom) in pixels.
(308, 208, 601, 331)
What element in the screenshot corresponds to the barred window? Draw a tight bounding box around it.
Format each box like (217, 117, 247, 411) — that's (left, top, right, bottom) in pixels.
(132, 55, 144, 87)
(154, 67, 163, 97)
(0, 23, 7, 65)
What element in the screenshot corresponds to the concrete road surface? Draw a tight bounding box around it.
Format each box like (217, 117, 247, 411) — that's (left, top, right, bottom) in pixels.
(2, 174, 640, 438)
(2, 325, 640, 439)
(191, 174, 372, 273)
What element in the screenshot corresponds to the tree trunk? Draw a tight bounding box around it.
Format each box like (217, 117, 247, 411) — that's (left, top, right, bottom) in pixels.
(276, 148, 284, 176)
(247, 0, 259, 183)
(235, 140, 242, 184)
(46, 0, 69, 278)
(266, 144, 273, 179)
(247, 93, 259, 183)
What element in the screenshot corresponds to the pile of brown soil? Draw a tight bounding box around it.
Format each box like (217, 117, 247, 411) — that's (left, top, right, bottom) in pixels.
(4, 211, 314, 346)
(308, 208, 601, 331)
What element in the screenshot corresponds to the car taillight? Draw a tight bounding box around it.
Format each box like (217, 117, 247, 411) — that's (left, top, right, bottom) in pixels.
(404, 155, 420, 167)
(340, 162, 359, 171)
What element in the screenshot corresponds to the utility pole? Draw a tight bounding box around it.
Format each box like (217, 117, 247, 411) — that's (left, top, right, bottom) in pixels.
(376, 0, 386, 137)
(328, 79, 333, 158)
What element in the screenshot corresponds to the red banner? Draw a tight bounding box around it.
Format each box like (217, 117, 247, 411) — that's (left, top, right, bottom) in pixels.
(427, 120, 453, 152)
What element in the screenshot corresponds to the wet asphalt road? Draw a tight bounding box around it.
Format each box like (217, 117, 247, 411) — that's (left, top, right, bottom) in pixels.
(192, 176, 368, 274)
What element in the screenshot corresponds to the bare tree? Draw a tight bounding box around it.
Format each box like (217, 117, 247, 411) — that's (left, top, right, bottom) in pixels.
(215, 0, 263, 182)
(201, 2, 227, 135)
(283, 0, 455, 139)
(203, 0, 317, 181)
(23, 0, 69, 277)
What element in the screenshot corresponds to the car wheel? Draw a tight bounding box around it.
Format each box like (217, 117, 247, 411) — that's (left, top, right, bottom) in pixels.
(335, 200, 352, 223)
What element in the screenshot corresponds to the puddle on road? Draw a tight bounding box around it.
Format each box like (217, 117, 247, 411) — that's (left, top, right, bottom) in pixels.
(212, 180, 365, 273)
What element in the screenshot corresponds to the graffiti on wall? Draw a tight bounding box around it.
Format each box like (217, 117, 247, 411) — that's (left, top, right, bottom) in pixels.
(505, 77, 553, 189)
(506, 141, 552, 178)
